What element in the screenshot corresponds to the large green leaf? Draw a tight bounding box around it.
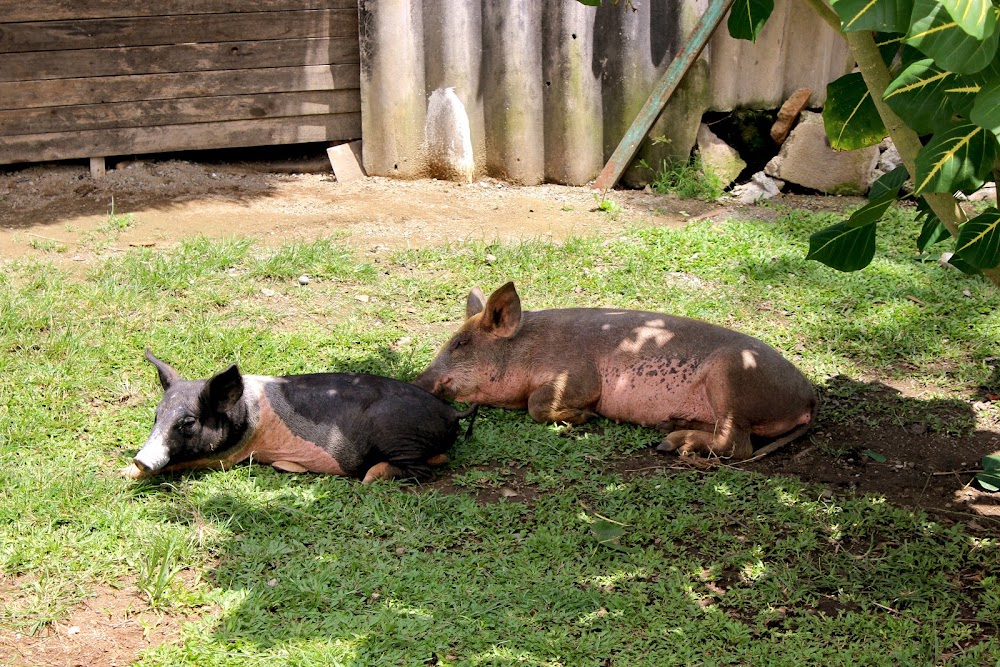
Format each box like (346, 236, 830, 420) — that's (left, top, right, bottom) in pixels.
(915, 199, 953, 250)
(728, 0, 775, 42)
(955, 207, 1000, 268)
(939, 0, 998, 40)
(807, 191, 898, 271)
(971, 76, 1000, 137)
(978, 453, 1000, 492)
(833, 0, 914, 33)
(884, 58, 975, 134)
(823, 73, 888, 150)
(869, 164, 910, 200)
(913, 121, 997, 194)
(906, 0, 1000, 74)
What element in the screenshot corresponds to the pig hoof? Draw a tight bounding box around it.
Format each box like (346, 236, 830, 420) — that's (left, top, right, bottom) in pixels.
(426, 453, 449, 467)
(655, 440, 679, 454)
(120, 463, 145, 479)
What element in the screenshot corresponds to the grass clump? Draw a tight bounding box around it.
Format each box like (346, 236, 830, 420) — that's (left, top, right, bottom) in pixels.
(642, 156, 726, 201)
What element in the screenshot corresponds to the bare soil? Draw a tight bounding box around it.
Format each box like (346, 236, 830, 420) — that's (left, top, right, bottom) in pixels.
(0, 575, 197, 667)
(0, 156, 717, 260)
(2, 153, 998, 666)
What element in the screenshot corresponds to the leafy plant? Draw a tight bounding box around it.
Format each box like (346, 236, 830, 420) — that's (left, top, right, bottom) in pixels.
(727, 0, 1000, 285)
(592, 190, 622, 218)
(978, 453, 1000, 492)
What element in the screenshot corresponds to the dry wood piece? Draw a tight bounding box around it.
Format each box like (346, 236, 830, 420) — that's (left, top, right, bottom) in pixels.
(770, 87, 813, 145)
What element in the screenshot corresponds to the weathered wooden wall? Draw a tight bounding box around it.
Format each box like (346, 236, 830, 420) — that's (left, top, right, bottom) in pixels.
(0, 0, 361, 165)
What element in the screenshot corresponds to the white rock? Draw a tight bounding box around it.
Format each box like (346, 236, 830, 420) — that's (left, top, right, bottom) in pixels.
(297, 275, 311, 285)
(728, 171, 783, 204)
(877, 138, 903, 173)
(967, 182, 996, 202)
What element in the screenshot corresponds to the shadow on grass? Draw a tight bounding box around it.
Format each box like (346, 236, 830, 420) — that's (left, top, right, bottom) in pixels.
(151, 457, 1000, 665)
(128, 354, 1000, 664)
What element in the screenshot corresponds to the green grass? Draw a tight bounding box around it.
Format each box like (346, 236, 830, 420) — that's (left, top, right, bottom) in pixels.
(1, 204, 999, 665)
(642, 156, 727, 201)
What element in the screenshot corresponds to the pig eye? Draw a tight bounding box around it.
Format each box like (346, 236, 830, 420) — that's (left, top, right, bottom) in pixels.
(179, 416, 197, 435)
(450, 337, 470, 351)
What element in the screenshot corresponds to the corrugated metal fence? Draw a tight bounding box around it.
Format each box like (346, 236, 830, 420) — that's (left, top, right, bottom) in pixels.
(359, 0, 851, 185)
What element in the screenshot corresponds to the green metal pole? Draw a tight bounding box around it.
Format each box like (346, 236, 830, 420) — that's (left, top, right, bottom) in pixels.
(593, 0, 738, 192)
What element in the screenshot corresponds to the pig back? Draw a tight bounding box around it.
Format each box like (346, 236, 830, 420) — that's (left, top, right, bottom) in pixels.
(259, 373, 462, 472)
(522, 308, 808, 426)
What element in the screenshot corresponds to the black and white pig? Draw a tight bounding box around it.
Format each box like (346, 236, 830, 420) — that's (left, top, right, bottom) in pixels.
(121, 351, 478, 483)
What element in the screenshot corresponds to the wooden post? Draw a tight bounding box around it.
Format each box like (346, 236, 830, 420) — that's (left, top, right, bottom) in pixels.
(89, 156, 106, 178)
(593, 0, 737, 192)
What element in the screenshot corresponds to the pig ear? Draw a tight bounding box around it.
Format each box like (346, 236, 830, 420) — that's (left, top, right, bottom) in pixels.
(480, 282, 521, 338)
(201, 364, 245, 413)
(466, 286, 486, 319)
(145, 349, 181, 389)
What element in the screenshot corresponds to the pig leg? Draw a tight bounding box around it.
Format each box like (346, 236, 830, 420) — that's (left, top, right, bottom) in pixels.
(656, 355, 754, 460)
(426, 453, 450, 467)
(655, 418, 717, 433)
(362, 462, 403, 483)
(527, 374, 600, 425)
(659, 422, 754, 460)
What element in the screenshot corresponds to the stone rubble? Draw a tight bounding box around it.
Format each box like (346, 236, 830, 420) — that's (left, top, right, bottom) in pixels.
(764, 111, 880, 195)
(696, 123, 747, 188)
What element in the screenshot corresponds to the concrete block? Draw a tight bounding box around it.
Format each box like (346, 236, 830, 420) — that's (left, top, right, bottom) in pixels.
(327, 141, 367, 183)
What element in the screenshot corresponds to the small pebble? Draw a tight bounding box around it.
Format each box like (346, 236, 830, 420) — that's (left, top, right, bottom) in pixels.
(298, 275, 311, 285)
(67, 626, 80, 636)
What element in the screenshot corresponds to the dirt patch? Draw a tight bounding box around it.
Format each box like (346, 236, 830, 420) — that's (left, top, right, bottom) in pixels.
(0, 157, 728, 264)
(0, 575, 201, 667)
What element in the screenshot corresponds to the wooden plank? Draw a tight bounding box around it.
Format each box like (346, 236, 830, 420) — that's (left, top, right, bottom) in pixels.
(0, 64, 360, 110)
(593, 0, 737, 191)
(0, 0, 358, 23)
(0, 113, 362, 164)
(0, 37, 359, 83)
(0, 90, 360, 136)
(0, 10, 358, 53)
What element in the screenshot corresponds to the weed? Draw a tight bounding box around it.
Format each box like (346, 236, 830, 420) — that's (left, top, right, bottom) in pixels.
(136, 533, 189, 609)
(98, 199, 137, 236)
(28, 238, 67, 253)
(592, 191, 622, 219)
(643, 156, 726, 201)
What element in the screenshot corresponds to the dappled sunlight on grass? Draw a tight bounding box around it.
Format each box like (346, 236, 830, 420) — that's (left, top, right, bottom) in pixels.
(2, 210, 999, 664)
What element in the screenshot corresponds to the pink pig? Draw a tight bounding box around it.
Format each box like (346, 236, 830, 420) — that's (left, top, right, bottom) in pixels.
(413, 282, 816, 460)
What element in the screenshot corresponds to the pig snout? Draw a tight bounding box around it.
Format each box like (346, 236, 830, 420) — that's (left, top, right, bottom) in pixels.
(412, 370, 453, 398)
(132, 431, 172, 475)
